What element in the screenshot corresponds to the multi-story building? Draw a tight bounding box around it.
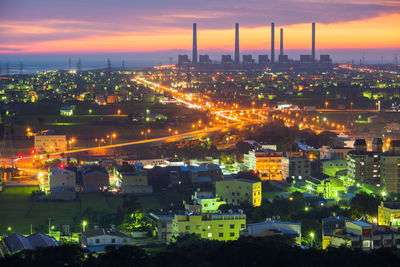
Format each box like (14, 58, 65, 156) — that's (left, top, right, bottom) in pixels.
(244, 150, 283, 181)
(381, 140, 400, 194)
(281, 156, 310, 180)
(347, 139, 381, 185)
(34, 135, 67, 154)
(216, 179, 262, 207)
(378, 201, 400, 227)
(172, 212, 246, 241)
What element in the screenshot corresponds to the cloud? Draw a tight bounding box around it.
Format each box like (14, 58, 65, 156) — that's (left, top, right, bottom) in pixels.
(0, 0, 399, 53)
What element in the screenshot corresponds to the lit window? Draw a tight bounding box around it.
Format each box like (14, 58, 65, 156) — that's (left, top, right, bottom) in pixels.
(208, 233, 212, 238)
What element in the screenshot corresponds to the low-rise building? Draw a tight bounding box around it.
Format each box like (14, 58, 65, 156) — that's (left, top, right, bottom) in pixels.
(115, 165, 152, 194)
(172, 211, 246, 241)
(147, 213, 174, 243)
(305, 174, 346, 200)
(322, 216, 400, 250)
(60, 105, 73, 116)
(82, 166, 109, 192)
(79, 228, 131, 252)
(191, 191, 226, 213)
(241, 220, 301, 245)
(216, 179, 262, 207)
(378, 201, 400, 227)
(48, 167, 76, 200)
(0, 233, 58, 256)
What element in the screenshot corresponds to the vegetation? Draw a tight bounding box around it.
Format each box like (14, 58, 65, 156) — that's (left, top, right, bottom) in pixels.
(2, 236, 400, 266)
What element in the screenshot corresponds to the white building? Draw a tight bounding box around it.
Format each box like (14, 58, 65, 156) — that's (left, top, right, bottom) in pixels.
(34, 135, 67, 154)
(79, 228, 131, 251)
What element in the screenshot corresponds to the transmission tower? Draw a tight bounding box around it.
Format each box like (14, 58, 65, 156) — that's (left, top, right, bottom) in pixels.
(6, 63, 10, 75)
(122, 60, 126, 71)
(77, 58, 82, 72)
(0, 114, 14, 157)
(19, 61, 23, 74)
(107, 58, 112, 75)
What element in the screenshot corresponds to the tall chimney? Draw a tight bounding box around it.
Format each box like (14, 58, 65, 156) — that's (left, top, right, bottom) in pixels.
(271, 23, 275, 63)
(280, 28, 283, 56)
(312, 22, 315, 62)
(235, 23, 239, 64)
(192, 23, 198, 64)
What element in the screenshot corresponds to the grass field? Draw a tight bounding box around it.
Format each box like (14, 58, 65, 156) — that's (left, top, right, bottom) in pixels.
(0, 186, 189, 235)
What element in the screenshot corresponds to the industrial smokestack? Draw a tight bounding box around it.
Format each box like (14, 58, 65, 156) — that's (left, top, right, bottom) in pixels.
(271, 23, 275, 63)
(235, 23, 239, 64)
(192, 23, 198, 64)
(312, 22, 315, 62)
(280, 28, 283, 56)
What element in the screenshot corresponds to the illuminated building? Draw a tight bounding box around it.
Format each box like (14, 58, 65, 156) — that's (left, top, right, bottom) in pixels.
(172, 211, 246, 241)
(34, 135, 67, 154)
(216, 179, 262, 207)
(191, 191, 226, 213)
(305, 174, 346, 200)
(378, 201, 400, 227)
(322, 217, 373, 250)
(320, 159, 347, 177)
(244, 150, 283, 181)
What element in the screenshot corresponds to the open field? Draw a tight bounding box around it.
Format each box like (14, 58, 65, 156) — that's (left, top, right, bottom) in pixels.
(0, 186, 189, 235)
(8, 101, 207, 154)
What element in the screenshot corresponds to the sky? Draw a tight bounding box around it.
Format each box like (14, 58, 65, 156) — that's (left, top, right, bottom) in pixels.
(0, 0, 399, 64)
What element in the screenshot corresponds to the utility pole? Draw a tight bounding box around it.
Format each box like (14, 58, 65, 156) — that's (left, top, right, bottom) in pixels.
(48, 218, 51, 235)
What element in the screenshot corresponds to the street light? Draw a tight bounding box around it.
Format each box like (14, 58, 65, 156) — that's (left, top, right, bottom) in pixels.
(111, 132, 117, 144)
(82, 220, 87, 232)
(325, 101, 328, 109)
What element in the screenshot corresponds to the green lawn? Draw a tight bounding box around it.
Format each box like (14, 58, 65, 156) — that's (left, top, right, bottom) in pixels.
(0, 186, 188, 235)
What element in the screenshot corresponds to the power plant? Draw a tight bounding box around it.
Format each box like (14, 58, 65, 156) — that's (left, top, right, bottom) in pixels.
(179, 22, 332, 71)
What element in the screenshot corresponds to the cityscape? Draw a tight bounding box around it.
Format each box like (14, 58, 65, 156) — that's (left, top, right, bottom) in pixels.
(0, 0, 400, 266)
